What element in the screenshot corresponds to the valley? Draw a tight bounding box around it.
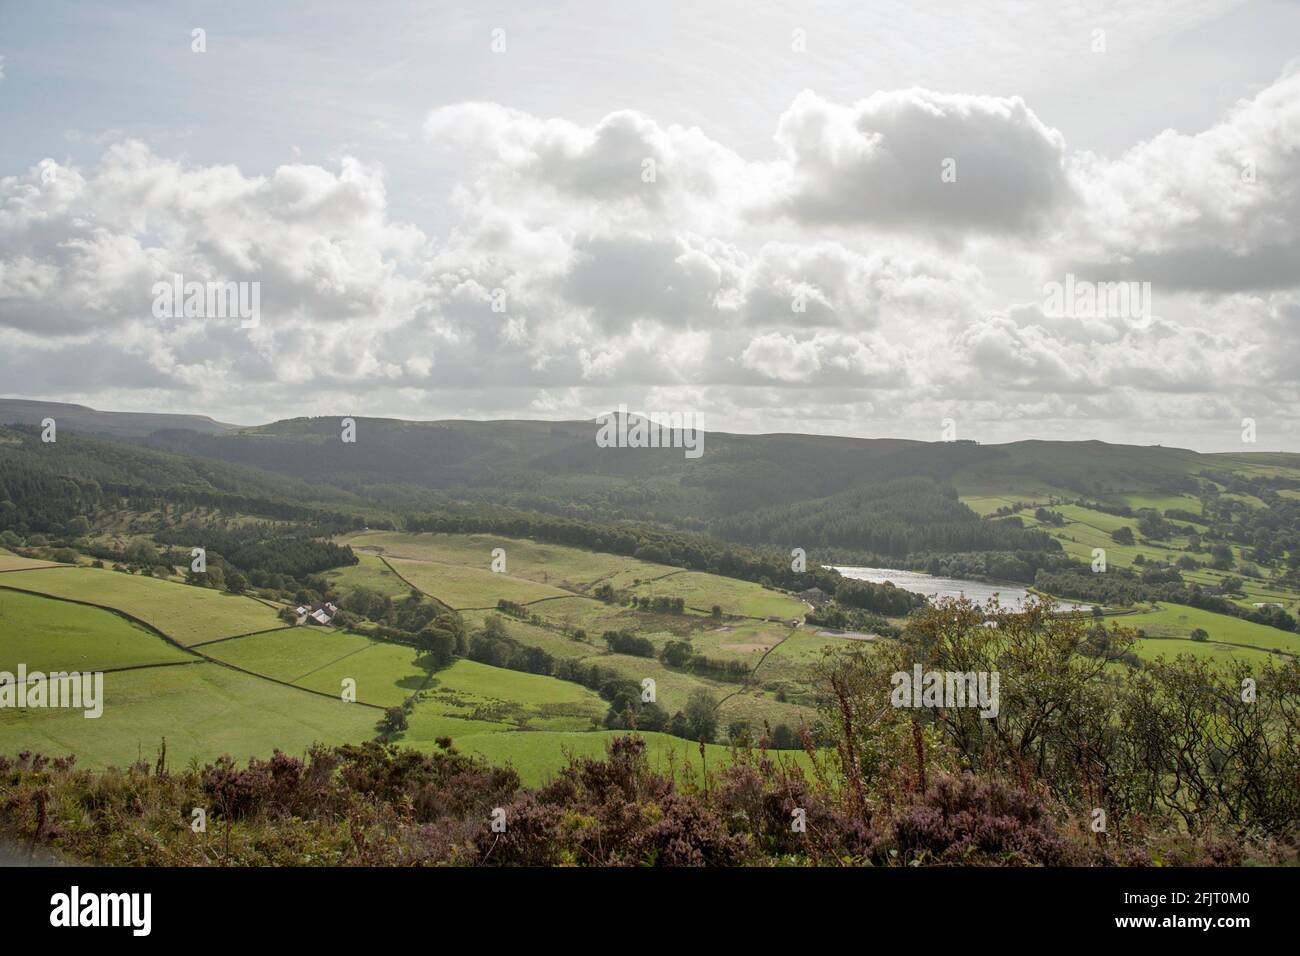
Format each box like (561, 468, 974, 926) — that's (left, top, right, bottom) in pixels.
(0, 402, 1297, 865)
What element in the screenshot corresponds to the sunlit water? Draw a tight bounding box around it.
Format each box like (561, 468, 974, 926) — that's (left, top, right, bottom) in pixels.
(831, 566, 1089, 611)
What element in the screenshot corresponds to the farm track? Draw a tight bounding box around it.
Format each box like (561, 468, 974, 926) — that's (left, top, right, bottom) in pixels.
(382, 551, 800, 714)
(712, 625, 799, 714)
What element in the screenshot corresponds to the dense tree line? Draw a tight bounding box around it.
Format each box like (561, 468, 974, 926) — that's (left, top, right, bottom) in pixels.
(603, 630, 656, 657)
(804, 605, 900, 637)
(1034, 567, 1298, 633)
(0, 460, 103, 534)
(811, 548, 1079, 585)
(657, 640, 751, 681)
(154, 522, 358, 580)
(714, 478, 1060, 558)
(832, 578, 926, 616)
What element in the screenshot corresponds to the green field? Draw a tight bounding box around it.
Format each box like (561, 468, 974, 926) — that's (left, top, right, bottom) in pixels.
(416, 658, 607, 730)
(1016, 502, 1299, 617)
(347, 530, 807, 621)
(1, 543, 831, 783)
(527, 595, 666, 635)
(0, 550, 62, 572)
(1128, 636, 1277, 669)
(0, 662, 377, 769)
(0, 589, 194, 672)
(0, 567, 284, 646)
(346, 530, 680, 591)
(351, 532, 838, 735)
(445, 729, 814, 787)
(628, 570, 807, 620)
(202, 627, 431, 707)
(689, 619, 795, 663)
(292, 641, 434, 707)
(322, 552, 420, 600)
(1119, 602, 1300, 656)
(387, 556, 571, 609)
(461, 610, 597, 659)
(1102, 493, 1203, 514)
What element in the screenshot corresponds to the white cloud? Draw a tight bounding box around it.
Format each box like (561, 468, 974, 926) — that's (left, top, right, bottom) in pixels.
(1, 72, 1298, 447)
(1066, 66, 1300, 291)
(768, 89, 1072, 235)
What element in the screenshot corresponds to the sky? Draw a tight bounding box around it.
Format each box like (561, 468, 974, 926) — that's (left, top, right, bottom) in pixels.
(0, 0, 1298, 452)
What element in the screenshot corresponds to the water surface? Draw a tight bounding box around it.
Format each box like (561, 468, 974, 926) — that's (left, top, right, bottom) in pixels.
(832, 566, 1088, 610)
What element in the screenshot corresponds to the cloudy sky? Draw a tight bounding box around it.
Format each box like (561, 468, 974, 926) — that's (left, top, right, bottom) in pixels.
(1, 0, 1297, 451)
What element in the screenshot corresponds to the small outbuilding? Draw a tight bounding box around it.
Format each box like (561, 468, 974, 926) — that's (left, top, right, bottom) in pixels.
(796, 587, 830, 606)
(295, 601, 338, 625)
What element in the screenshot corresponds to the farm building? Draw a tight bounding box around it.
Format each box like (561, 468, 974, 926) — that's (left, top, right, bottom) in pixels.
(796, 587, 830, 606)
(294, 601, 338, 625)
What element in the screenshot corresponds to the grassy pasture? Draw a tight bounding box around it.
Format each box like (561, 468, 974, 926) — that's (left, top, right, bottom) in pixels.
(345, 530, 679, 592)
(350, 530, 806, 622)
(1179, 567, 1299, 614)
(0, 550, 824, 783)
(0, 550, 63, 572)
(1118, 602, 1299, 655)
(689, 620, 795, 663)
(397, 709, 515, 744)
(627, 570, 806, 620)
(462, 611, 597, 660)
(386, 557, 570, 609)
(414, 659, 606, 731)
(716, 687, 815, 732)
(0, 662, 377, 770)
(204, 626, 372, 682)
(447, 729, 815, 788)
(524, 595, 655, 635)
(1128, 636, 1277, 669)
(959, 495, 1034, 516)
(1039, 506, 1191, 567)
(1220, 492, 1268, 510)
(0, 527, 847, 783)
(1102, 493, 1203, 514)
(590, 652, 728, 715)
(291, 642, 434, 708)
(0, 589, 194, 672)
(752, 628, 846, 685)
(1205, 452, 1300, 478)
(0, 567, 283, 646)
(322, 552, 418, 601)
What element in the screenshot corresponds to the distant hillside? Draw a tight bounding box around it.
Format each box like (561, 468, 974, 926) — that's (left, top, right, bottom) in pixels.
(0, 423, 368, 534)
(6, 398, 1299, 558)
(0, 398, 240, 438)
(136, 413, 1288, 518)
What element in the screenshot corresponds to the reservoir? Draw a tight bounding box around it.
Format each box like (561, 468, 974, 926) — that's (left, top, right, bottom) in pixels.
(831, 566, 1090, 611)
